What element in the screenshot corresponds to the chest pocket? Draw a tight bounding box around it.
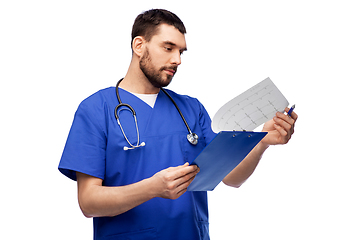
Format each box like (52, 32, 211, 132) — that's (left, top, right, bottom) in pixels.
(180, 134, 206, 163)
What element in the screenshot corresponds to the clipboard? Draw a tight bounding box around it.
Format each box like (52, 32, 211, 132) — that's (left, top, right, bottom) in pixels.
(187, 131, 267, 191)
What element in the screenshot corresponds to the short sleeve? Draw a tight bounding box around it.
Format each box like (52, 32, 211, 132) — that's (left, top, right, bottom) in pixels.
(58, 95, 107, 181)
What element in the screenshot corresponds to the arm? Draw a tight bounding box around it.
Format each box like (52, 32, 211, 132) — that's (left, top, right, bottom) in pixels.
(77, 163, 199, 218)
(222, 108, 298, 188)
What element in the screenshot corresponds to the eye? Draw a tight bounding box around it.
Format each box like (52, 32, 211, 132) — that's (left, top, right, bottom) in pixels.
(164, 47, 172, 51)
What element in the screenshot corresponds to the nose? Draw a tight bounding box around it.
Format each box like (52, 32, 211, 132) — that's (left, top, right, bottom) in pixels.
(170, 51, 182, 66)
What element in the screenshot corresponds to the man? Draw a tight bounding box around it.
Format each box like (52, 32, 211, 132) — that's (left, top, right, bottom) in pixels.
(59, 9, 297, 240)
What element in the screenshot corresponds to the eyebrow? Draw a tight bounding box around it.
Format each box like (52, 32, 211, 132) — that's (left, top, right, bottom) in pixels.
(163, 41, 187, 51)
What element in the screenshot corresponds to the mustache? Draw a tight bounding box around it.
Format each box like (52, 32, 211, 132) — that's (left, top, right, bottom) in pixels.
(160, 65, 177, 73)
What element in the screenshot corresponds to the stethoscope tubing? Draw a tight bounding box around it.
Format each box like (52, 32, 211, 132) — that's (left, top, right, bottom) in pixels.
(160, 88, 194, 136)
(114, 78, 198, 149)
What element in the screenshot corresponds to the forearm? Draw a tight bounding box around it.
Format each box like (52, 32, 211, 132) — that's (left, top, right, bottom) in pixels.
(222, 142, 269, 188)
(76, 163, 198, 218)
(222, 108, 298, 188)
(77, 173, 156, 218)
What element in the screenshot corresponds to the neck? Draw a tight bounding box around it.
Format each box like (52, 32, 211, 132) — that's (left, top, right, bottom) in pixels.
(120, 57, 160, 94)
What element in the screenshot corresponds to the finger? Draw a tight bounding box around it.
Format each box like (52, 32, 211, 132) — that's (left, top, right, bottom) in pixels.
(174, 165, 199, 180)
(173, 167, 198, 187)
(168, 164, 198, 181)
(168, 162, 192, 174)
(175, 173, 198, 195)
(276, 112, 295, 125)
(274, 115, 293, 132)
(284, 107, 298, 121)
(275, 116, 295, 142)
(172, 162, 189, 169)
(273, 123, 293, 144)
(273, 123, 288, 137)
(289, 110, 298, 121)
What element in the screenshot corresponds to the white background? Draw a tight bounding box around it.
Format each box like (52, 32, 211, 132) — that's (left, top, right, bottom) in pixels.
(1, 0, 359, 239)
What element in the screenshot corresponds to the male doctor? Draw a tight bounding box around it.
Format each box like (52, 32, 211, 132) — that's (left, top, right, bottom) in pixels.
(59, 9, 297, 240)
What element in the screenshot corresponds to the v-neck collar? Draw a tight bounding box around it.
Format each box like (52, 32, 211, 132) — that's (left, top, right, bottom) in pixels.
(131, 92, 158, 108)
(117, 87, 163, 110)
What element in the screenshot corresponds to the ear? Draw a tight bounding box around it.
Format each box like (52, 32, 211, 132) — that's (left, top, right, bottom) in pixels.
(132, 36, 145, 57)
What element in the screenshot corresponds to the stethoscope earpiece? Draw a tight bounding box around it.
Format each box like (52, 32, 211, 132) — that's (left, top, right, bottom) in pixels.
(115, 78, 198, 151)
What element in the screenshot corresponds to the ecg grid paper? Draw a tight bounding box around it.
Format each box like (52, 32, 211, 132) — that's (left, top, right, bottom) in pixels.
(212, 78, 289, 133)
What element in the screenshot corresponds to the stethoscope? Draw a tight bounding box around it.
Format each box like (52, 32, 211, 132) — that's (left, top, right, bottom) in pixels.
(115, 78, 199, 151)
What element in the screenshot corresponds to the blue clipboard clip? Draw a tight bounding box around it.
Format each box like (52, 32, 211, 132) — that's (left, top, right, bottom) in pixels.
(187, 131, 267, 191)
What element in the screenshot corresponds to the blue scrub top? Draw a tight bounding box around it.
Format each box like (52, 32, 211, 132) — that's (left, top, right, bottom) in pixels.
(59, 87, 217, 240)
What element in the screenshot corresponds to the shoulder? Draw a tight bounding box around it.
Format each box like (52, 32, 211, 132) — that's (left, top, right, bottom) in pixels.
(79, 87, 114, 108)
(162, 88, 209, 120)
(162, 89, 202, 107)
(73, 87, 116, 130)
(75, 87, 118, 117)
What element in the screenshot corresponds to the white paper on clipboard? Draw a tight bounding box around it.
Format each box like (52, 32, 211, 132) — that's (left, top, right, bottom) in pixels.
(212, 78, 289, 133)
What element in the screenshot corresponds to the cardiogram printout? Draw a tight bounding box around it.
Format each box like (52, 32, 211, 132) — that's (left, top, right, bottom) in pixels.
(212, 78, 289, 133)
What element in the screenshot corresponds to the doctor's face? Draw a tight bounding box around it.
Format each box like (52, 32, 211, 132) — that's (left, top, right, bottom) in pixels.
(139, 24, 187, 88)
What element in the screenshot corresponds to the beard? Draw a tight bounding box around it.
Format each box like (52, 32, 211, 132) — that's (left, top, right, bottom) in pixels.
(139, 47, 177, 88)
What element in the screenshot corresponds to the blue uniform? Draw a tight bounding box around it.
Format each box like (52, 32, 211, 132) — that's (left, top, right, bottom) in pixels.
(59, 87, 217, 240)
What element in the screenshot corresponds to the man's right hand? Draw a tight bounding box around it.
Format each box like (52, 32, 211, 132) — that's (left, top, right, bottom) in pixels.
(150, 162, 199, 199)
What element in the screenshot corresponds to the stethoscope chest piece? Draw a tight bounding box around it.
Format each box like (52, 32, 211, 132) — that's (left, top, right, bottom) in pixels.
(187, 132, 199, 145)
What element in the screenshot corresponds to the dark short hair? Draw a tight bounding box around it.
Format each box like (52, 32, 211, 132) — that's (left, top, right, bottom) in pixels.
(131, 9, 186, 46)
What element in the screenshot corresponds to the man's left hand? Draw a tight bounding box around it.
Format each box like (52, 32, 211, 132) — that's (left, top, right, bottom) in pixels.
(261, 107, 298, 146)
